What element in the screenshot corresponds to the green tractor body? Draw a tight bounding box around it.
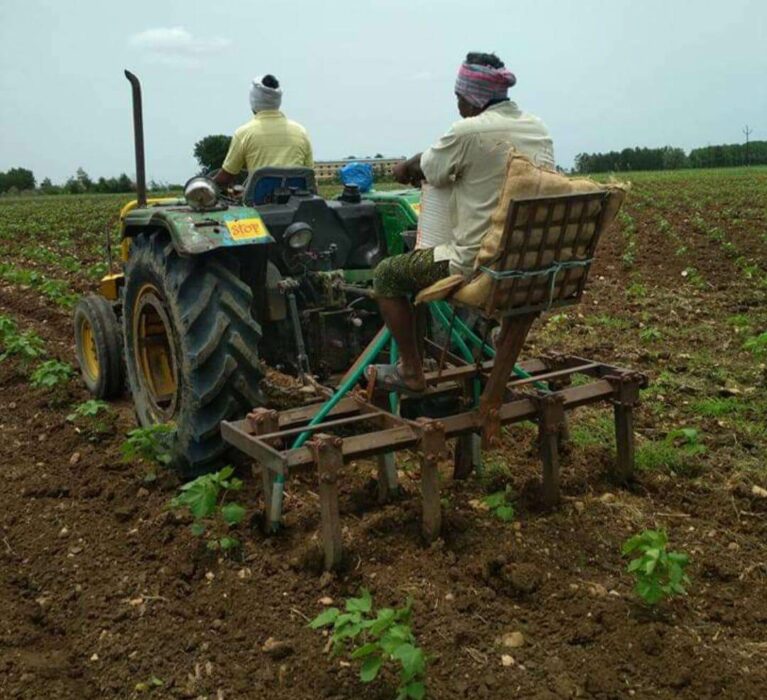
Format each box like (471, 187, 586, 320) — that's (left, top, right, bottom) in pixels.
(73, 71, 426, 475)
(121, 198, 276, 254)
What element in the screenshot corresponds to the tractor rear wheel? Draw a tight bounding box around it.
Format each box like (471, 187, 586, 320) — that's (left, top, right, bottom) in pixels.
(73, 294, 124, 399)
(123, 232, 264, 477)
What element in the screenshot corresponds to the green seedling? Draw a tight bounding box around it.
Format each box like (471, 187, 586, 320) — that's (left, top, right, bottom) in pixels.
(171, 466, 246, 552)
(30, 359, 74, 388)
(67, 399, 115, 439)
(0, 314, 18, 341)
(622, 529, 690, 605)
(483, 486, 515, 522)
(310, 589, 427, 700)
(122, 424, 175, 466)
(134, 676, 163, 693)
(0, 330, 45, 364)
(67, 399, 110, 420)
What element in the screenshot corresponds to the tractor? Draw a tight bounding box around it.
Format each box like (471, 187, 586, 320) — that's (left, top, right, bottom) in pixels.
(72, 71, 421, 476)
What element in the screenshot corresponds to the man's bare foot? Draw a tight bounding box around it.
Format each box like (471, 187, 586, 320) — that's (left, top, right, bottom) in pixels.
(367, 364, 426, 395)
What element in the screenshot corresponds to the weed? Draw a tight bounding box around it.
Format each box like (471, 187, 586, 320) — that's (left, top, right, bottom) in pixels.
(691, 397, 741, 417)
(590, 314, 632, 330)
(636, 428, 705, 476)
(171, 466, 246, 552)
(483, 486, 515, 522)
(683, 267, 707, 288)
(30, 359, 74, 389)
(744, 332, 767, 360)
(626, 281, 647, 299)
(570, 412, 615, 449)
(122, 424, 175, 466)
(480, 452, 512, 490)
(640, 327, 662, 343)
(622, 529, 690, 605)
(728, 314, 751, 332)
(310, 589, 427, 700)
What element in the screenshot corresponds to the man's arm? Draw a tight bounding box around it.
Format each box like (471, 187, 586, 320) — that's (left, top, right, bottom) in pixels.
(214, 132, 245, 187)
(392, 153, 424, 187)
(420, 130, 466, 187)
(303, 135, 314, 169)
(212, 169, 236, 187)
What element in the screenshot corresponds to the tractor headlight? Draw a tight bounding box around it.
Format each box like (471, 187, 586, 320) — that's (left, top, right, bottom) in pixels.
(184, 176, 219, 210)
(284, 222, 313, 250)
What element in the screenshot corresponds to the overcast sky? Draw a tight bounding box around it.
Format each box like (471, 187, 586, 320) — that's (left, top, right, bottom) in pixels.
(1, 0, 765, 184)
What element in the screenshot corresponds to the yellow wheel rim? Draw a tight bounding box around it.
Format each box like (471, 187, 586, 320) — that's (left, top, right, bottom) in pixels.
(132, 284, 179, 421)
(79, 317, 100, 382)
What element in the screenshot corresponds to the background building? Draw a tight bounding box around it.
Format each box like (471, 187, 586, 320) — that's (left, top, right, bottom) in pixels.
(314, 157, 402, 182)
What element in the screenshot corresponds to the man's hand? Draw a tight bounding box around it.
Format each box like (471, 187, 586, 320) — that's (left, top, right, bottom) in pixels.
(393, 154, 425, 187)
(212, 169, 236, 188)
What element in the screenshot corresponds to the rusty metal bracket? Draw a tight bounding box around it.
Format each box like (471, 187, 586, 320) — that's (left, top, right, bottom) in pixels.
(605, 372, 647, 407)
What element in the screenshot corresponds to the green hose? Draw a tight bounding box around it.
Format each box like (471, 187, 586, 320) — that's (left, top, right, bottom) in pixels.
(432, 301, 548, 391)
(265, 328, 392, 531)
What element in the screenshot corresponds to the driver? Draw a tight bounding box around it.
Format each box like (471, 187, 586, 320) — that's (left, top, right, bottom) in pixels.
(213, 74, 313, 188)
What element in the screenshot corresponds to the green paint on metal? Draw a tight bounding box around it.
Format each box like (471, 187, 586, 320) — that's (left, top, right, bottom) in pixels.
(364, 189, 421, 256)
(123, 204, 274, 255)
(432, 301, 549, 391)
(343, 269, 376, 283)
(291, 328, 392, 450)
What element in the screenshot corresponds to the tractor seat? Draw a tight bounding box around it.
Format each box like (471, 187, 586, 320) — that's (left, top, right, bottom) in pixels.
(243, 167, 317, 206)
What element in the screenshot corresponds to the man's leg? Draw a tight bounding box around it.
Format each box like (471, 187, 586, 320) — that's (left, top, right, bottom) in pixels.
(377, 296, 424, 392)
(373, 248, 451, 393)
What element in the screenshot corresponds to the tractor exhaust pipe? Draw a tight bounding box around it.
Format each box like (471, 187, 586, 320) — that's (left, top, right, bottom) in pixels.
(124, 70, 147, 207)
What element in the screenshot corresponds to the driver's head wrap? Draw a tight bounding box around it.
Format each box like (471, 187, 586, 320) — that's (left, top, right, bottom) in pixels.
(249, 76, 282, 112)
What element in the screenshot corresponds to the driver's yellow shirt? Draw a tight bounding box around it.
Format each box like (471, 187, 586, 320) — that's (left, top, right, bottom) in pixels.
(221, 110, 313, 174)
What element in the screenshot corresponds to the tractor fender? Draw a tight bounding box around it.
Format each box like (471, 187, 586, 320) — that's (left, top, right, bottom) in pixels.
(121, 201, 275, 256)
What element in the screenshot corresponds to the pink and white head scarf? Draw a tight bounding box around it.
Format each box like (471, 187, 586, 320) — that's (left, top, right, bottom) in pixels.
(455, 62, 517, 108)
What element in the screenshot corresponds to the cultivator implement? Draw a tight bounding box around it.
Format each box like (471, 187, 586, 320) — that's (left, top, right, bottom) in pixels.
(222, 188, 649, 569)
(223, 349, 646, 569)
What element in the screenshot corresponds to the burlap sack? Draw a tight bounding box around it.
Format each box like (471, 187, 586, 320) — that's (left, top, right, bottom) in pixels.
(416, 153, 628, 312)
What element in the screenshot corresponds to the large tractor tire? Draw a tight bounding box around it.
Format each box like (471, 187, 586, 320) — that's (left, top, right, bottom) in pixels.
(123, 231, 264, 477)
(73, 294, 124, 399)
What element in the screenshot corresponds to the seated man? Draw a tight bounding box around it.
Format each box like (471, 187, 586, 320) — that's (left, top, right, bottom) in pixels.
(213, 74, 313, 188)
(371, 51, 555, 394)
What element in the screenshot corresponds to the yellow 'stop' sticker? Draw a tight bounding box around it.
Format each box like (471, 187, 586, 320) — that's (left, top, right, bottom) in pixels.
(226, 218, 268, 240)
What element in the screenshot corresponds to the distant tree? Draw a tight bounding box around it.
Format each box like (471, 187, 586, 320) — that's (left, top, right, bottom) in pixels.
(64, 177, 85, 194)
(193, 135, 231, 172)
(661, 147, 688, 170)
(39, 177, 58, 194)
(117, 173, 134, 192)
(0, 167, 36, 192)
(346, 155, 357, 160)
(76, 167, 92, 191)
(374, 153, 383, 159)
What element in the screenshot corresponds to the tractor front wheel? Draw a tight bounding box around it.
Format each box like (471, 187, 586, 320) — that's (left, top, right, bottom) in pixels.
(123, 232, 264, 476)
(73, 294, 124, 399)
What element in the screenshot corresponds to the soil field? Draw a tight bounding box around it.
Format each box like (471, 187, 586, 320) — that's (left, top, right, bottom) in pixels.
(1, 167, 766, 699)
